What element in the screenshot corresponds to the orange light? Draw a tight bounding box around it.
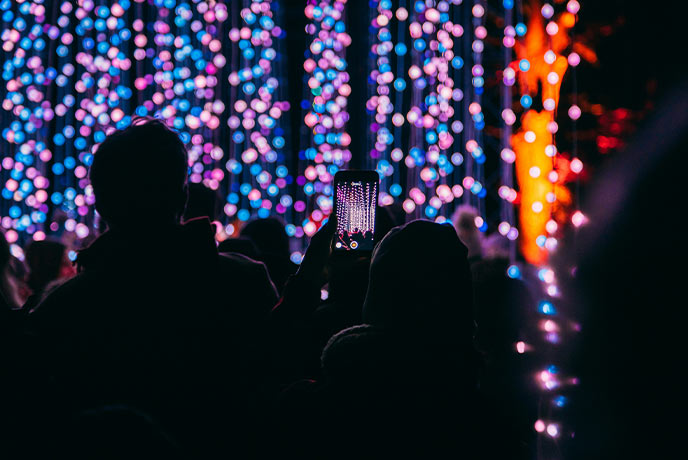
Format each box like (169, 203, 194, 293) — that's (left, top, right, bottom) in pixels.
(511, 1, 574, 265)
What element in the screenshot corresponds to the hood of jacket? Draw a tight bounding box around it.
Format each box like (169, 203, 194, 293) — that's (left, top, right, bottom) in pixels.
(362, 220, 476, 345)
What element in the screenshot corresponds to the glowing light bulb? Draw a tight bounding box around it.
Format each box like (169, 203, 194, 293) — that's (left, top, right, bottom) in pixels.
(571, 158, 583, 173)
(544, 50, 556, 64)
(516, 341, 526, 354)
(541, 4, 554, 19)
(572, 210, 587, 227)
(568, 105, 582, 120)
(546, 424, 559, 437)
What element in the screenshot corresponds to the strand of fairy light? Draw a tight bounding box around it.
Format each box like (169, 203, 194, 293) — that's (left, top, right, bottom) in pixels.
(403, 1, 467, 221)
(367, 1, 471, 222)
(528, 1, 584, 449)
(424, 0, 463, 223)
(464, 0, 487, 227)
(366, 0, 395, 207)
(297, 0, 351, 248)
(367, 1, 415, 210)
(501, 0, 529, 276)
(499, 0, 520, 256)
(534, 0, 565, 446)
(225, 0, 292, 233)
(566, 0, 585, 230)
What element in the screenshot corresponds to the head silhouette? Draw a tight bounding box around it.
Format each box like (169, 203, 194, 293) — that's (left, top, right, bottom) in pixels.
(362, 220, 475, 344)
(89, 117, 188, 230)
(240, 217, 290, 257)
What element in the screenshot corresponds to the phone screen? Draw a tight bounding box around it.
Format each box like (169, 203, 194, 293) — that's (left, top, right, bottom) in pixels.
(334, 172, 378, 252)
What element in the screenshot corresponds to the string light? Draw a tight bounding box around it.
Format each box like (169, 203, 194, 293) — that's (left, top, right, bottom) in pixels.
(365, 0, 482, 224)
(296, 0, 351, 246)
(1, 0, 293, 250)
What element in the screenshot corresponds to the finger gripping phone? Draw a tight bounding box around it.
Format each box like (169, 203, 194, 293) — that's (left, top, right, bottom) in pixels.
(333, 170, 379, 252)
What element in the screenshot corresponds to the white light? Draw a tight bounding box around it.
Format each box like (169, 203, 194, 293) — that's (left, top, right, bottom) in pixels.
(547, 284, 559, 297)
(546, 424, 559, 437)
(571, 158, 583, 173)
(544, 50, 556, 64)
(547, 71, 559, 85)
(545, 237, 558, 251)
(543, 98, 556, 111)
(546, 220, 558, 234)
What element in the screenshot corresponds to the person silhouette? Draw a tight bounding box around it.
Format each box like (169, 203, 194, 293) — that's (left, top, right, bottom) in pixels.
(271, 220, 515, 459)
(26, 117, 277, 457)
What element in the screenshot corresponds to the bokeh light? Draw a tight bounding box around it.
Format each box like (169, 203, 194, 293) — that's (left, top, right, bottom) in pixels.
(1, 0, 294, 250)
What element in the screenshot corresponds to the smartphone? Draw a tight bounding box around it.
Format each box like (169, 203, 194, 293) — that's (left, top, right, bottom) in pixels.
(332, 170, 379, 252)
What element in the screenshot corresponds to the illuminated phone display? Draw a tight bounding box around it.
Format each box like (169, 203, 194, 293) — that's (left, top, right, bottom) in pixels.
(333, 171, 378, 251)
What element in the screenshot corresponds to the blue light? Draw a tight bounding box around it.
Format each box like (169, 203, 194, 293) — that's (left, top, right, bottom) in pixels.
(237, 209, 250, 221)
(424, 206, 438, 218)
(240, 183, 252, 195)
(51, 192, 63, 205)
(290, 252, 302, 264)
(515, 23, 527, 36)
(539, 301, 557, 315)
(507, 265, 521, 279)
(520, 95, 532, 109)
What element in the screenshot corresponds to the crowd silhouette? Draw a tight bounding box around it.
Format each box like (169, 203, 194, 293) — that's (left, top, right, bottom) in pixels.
(1, 116, 544, 458)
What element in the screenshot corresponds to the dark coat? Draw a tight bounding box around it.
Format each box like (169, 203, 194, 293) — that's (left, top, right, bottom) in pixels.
(25, 218, 278, 456)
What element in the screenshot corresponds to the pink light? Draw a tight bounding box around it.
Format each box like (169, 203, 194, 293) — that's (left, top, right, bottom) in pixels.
(516, 341, 526, 354)
(568, 105, 581, 120)
(571, 210, 587, 227)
